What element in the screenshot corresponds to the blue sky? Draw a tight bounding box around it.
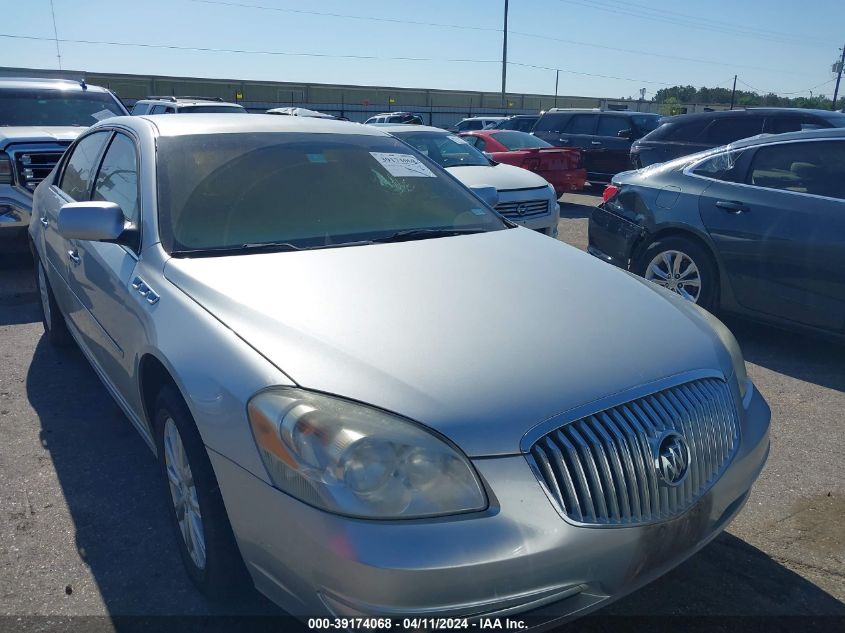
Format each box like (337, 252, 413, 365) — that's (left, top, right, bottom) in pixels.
(2, 0, 843, 100)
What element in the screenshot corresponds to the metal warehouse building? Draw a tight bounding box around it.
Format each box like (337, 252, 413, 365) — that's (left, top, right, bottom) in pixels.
(0, 66, 690, 128)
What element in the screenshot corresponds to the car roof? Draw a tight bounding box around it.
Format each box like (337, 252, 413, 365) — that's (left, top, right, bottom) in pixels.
(661, 107, 843, 123)
(137, 98, 242, 106)
(102, 113, 388, 137)
(459, 116, 506, 121)
(727, 126, 845, 149)
(378, 124, 446, 134)
(544, 108, 658, 116)
(0, 77, 113, 93)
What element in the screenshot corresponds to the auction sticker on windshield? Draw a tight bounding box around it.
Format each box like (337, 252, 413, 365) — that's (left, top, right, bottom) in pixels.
(370, 152, 435, 177)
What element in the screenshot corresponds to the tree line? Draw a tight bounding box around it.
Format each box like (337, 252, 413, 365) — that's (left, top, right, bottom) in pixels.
(652, 85, 836, 110)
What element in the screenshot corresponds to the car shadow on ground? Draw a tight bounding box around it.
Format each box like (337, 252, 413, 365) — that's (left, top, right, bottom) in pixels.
(0, 253, 39, 326)
(25, 333, 845, 629)
(25, 336, 284, 621)
(723, 315, 845, 393)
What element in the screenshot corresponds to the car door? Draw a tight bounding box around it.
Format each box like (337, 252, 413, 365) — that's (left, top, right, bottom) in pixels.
(591, 114, 635, 178)
(65, 130, 143, 397)
(698, 139, 845, 331)
(40, 131, 111, 308)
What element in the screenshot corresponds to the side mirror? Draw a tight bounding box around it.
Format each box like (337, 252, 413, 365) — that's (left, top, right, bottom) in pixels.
(470, 185, 499, 208)
(57, 201, 127, 242)
(617, 129, 634, 139)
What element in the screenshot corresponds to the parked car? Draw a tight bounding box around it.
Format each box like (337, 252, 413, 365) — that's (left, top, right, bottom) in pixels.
(590, 128, 845, 336)
(459, 130, 586, 197)
(631, 107, 845, 168)
(266, 107, 335, 119)
(130, 96, 245, 115)
(364, 112, 424, 125)
(0, 77, 127, 250)
(491, 114, 539, 132)
(29, 113, 769, 623)
(449, 116, 507, 132)
(384, 125, 559, 236)
(532, 109, 661, 184)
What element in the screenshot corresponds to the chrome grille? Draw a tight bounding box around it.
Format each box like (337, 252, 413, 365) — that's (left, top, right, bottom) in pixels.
(528, 377, 739, 526)
(7, 144, 69, 192)
(16, 152, 64, 191)
(495, 198, 549, 219)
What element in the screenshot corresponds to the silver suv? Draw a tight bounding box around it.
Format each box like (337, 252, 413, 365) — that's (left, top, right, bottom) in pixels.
(0, 77, 127, 250)
(130, 96, 246, 115)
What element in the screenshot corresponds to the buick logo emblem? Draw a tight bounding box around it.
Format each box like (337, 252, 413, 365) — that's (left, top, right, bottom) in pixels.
(653, 431, 690, 487)
(516, 203, 528, 216)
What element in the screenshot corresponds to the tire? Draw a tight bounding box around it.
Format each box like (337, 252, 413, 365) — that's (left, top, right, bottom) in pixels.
(153, 385, 250, 600)
(34, 256, 71, 347)
(636, 235, 718, 311)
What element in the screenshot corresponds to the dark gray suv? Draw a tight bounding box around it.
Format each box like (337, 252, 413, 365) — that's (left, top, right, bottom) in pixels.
(532, 109, 661, 184)
(631, 108, 845, 168)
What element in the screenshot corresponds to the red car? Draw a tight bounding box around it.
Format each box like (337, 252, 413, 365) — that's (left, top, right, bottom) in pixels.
(459, 130, 587, 196)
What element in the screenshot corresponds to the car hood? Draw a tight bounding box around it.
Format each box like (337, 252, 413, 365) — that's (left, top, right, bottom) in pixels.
(446, 162, 549, 191)
(165, 229, 727, 456)
(0, 126, 82, 148)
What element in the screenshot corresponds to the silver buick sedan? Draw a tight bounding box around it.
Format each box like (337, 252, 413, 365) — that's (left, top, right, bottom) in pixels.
(29, 114, 770, 623)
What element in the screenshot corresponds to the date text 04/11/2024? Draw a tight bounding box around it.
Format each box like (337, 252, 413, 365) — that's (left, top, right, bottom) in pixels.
(306, 618, 528, 630)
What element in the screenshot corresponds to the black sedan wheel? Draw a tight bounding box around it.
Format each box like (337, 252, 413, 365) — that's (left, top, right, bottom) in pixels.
(638, 236, 717, 310)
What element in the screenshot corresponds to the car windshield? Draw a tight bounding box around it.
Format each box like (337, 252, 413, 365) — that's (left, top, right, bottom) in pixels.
(0, 89, 125, 126)
(178, 105, 245, 113)
(156, 132, 506, 254)
(490, 131, 551, 150)
(391, 131, 491, 167)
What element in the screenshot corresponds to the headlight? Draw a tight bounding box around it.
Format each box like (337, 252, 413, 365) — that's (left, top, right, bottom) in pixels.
(690, 304, 749, 400)
(248, 388, 487, 518)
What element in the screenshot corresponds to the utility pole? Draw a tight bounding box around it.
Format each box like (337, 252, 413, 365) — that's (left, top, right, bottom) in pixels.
(833, 45, 845, 110)
(501, 0, 509, 112)
(554, 69, 559, 108)
(49, 0, 62, 70)
(729, 75, 737, 110)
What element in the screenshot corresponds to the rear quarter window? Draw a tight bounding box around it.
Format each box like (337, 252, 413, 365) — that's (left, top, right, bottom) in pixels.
(705, 116, 765, 145)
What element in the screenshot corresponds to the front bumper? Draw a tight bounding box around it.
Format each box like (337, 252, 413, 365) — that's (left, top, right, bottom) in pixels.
(210, 384, 770, 623)
(0, 184, 34, 247)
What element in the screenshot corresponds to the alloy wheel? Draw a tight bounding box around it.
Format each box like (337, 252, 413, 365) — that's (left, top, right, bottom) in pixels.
(644, 249, 702, 303)
(163, 418, 207, 570)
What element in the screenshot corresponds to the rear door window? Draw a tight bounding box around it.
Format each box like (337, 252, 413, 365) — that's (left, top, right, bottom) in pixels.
(596, 115, 630, 137)
(58, 131, 111, 202)
(150, 105, 168, 114)
(767, 115, 831, 134)
(748, 140, 845, 200)
(662, 119, 710, 142)
(705, 116, 765, 145)
(130, 103, 148, 115)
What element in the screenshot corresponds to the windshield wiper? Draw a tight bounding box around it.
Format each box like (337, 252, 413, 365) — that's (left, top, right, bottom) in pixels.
(372, 228, 487, 244)
(170, 239, 374, 258)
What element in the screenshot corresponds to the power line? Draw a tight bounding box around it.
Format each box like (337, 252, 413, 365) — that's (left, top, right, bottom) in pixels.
(557, 0, 834, 49)
(193, 0, 807, 77)
(578, 0, 839, 46)
(508, 61, 674, 87)
(506, 30, 807, 76)
(191, 0, 500, 33)
(737, 77, 836, 97)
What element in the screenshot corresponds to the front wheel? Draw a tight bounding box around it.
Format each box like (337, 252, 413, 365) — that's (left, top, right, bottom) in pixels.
(154, 386, 250, 600)
(637, 236, 718, 310)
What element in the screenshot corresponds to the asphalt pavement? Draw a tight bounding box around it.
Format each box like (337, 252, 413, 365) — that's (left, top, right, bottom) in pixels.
(1, 193, 843, 628)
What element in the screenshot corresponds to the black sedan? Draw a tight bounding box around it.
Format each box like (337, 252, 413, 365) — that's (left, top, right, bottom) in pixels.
(589, 128, 845, 336)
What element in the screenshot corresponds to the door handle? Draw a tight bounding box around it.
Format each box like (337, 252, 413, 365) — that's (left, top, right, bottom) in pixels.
(558, 139, 570, 144)
(591, 141, 603, 146)
(67, 249, 80, 264)
(40, 216, 49, 228)
(715, 200, 750, 213)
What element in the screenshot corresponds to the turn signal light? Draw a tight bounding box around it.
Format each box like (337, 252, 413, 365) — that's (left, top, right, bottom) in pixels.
(602, 184, 620, 203)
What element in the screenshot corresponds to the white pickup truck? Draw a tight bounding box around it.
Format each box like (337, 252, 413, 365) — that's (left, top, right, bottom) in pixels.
(0, 77, 127, 251)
